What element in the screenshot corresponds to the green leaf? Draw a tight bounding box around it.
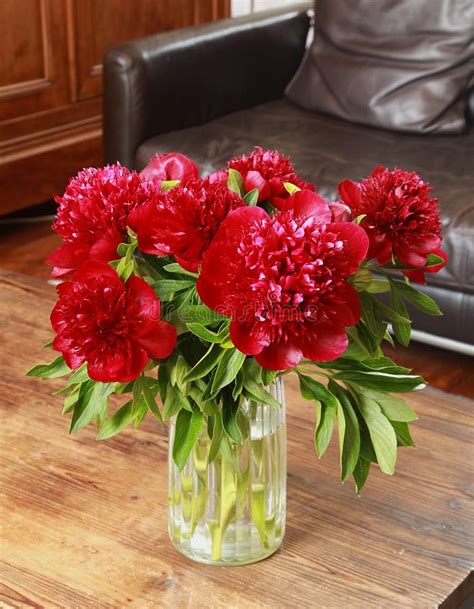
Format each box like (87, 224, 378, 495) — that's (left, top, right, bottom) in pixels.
(355, 395, 397, 475)
(390, 283, 411, 346)
(425, 253, 445, 267)
(232, 369, 244, 400)
(359, 293, 387, 345)
(183, 344, 224, 382)
(353, 457, 371, 494)
(261, 369, 277, 386)
(345, 327, 373, 359)
(330, 381, 360, 481)
(62, 387, 80, 415)
(227, 168, 245, 196)
(367, 279, 391, 293)
(179, 304, 228, 326)
(363, 389, 418, 422)
(42, 339, 53, 348)
(221, 396, 248, 444)
(392, 421, 415, 447)
(27, 356, 71, 379)
(96, 401, 134, 440)
(186, 322, 229, 344)
(297, 372, 338, 457)
(314, 401, 336, 458)
(297, 373, 339, 409)
(208, 415, 224, 463)
(162, 262, 198, 278)
(350, 268, 373, 292)
(220, 435, 243, 479)
(370, 296, 412, 325)
(283, 182, 301, 195)
(161, 179, 180, 191)
(211, 349, 246, 395)
(317, 355, 410, 375)
(242, 371, 280, 408)
(333, 370, 426, 392)
(162, 384, 184, 419)
(152, 279, 195, 301)
(243, 188, 259, 206)
(70, 381, 114, 433)
(172, 409, 204, 470)
(392, 280, 442, 316)
(116, 257, 134, 282)
(67, 363, 90, 385)
(141, 375, 163, 424)
(157, 365, 168, 402)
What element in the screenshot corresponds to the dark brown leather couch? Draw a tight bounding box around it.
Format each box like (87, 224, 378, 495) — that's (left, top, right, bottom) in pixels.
(103, 3, 474, 351)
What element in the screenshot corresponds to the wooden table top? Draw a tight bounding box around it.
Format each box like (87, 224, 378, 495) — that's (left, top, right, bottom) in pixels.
(1, 270, 473, 609)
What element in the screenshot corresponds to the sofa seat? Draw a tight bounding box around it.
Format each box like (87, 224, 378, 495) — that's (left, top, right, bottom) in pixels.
(135, 99, 474, 346)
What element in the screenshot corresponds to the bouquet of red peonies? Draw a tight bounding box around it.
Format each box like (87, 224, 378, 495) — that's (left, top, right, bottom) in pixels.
(28, 148, 446, 564)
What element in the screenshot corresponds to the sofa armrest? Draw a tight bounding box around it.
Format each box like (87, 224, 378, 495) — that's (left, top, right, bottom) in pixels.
(103, 3, 312, 168)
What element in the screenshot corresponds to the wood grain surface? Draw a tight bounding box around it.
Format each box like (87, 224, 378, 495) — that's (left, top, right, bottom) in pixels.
(1, 270, 473, 609)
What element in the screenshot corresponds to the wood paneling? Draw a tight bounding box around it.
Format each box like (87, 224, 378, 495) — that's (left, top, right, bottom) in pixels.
(0, 270, 473, 608)
(0, 0, 70, 120)
(72, 0, 216, 101)
(0, 0, 230, 215)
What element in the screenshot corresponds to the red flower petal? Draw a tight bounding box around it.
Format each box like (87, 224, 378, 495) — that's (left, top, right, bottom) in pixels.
(89, 229, 123, 263)
(338, 167, 444, 275)
(135, 321, 177, 360)
(73, 260, 122, 284)
(87, 341, 149, 383)
(46, 242, 91, 278)
(229, 320, 271, 356)
(140, 152, 199, 187)
(245, 171, 271, 202)
(329, 222, 370, 273)
(126, 274, 162, 322)
(50, 262, 176, 382)
(282, 189, 331, 224)
(255, 340, 302, 370)
(297, 323, 349, 362)
(133, 178, 244, 270)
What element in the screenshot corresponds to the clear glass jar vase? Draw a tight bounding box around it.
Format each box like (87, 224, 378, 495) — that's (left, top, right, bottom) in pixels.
(168, 378, 286, 565)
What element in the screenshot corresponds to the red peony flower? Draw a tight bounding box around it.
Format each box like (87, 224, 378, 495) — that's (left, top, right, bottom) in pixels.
(51, 261, 176, 382)
(338, 167, 447, 280)
(228, 147, 315, 210)
(129, 177, 244, 272)
(140, 152, 199, 189)
(47, 165, 153, 278)
(197, 190, 369, 370)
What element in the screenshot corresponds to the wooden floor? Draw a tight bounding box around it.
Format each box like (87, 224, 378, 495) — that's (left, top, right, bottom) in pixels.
(1, 219, 473, 398)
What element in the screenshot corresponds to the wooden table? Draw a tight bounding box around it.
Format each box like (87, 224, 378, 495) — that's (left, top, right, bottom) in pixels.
(1, 270, 473, 609)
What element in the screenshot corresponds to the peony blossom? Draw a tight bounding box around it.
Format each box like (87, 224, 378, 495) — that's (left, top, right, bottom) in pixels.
(197, 190, 368, 370)
(51, 261, 176, 382)
(47, 165, 153, 278)
(129, 177, 244, 272)
(140, 152, 199, 189)
(228, 147, 315, 210)
(338, 167, 447, 280)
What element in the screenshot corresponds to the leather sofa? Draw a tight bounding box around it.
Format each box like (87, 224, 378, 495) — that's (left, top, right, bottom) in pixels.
(103, 2, 474, 351)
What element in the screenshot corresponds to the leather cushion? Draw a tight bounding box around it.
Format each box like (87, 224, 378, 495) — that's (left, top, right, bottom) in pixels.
(136, 99, 474, 295)
(285, 0, 474, 134)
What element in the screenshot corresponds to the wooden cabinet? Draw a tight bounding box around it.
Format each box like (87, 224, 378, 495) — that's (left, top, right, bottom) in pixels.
(0, 0, 230, 215)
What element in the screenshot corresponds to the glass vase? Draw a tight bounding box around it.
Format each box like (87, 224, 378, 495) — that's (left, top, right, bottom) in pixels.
(168, 378, 286, 565)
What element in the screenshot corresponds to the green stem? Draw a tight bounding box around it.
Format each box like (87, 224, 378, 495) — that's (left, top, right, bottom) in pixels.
(211, 449, 237, 561)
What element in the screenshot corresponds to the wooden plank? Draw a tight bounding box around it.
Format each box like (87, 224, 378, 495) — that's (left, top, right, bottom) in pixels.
(0, 270, 473, 609)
